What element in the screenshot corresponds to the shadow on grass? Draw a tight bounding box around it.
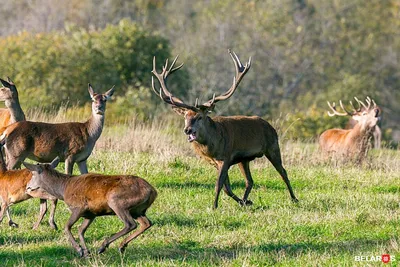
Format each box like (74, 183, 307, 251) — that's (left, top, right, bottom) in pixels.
(156, 180, 290, 191)
(0, 237, 394, 264)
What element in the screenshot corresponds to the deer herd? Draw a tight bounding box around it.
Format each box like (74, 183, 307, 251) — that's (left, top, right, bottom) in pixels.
(0, 51, 382, 256)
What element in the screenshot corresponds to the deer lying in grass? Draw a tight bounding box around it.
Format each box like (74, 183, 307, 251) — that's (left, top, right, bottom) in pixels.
(0, 77, 26, 134)
(1, 84, 115, 174)
(0, 143, 57, 229)
(24, 157, 157, 257)
(151, 50, 298, 209)
(319, 97, 380, 162)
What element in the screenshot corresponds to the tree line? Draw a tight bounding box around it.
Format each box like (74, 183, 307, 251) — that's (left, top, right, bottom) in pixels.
(0, 0, 398, 142)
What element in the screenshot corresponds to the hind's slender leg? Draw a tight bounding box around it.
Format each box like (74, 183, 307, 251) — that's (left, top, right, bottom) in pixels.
(238, 161, 254, 205)
(32, 199, 47, 230)
(98, 201, 137, 254)
(265, 145, 298, 202)
(119, 216, 152, 253)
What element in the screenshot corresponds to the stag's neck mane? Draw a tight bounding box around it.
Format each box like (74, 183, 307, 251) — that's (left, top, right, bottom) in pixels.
(192, 116, 225, 158)
(5, 98, 25, 123)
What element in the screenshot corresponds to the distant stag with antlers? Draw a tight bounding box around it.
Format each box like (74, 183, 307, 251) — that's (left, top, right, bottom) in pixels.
(151, 50, 298, 209)
(319, 97, 380, 162)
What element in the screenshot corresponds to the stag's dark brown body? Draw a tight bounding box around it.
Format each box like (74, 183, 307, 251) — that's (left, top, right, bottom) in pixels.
(192, 114, 280, 165)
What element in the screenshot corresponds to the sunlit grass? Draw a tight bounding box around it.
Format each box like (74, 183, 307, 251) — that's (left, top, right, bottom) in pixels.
(0, 116, 399, 266)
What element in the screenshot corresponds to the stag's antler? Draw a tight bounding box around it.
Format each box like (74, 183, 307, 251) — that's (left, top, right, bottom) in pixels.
(327, 97, 377, 117)
(198, 50, 251, 110)
(151, 50, 251, 112)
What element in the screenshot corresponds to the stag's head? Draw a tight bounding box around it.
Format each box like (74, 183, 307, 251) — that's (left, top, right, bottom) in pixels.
(0, 77, 18, 101)
(151, 50, 251, 143)
(88, 84, 115, 115)
(24, 157, 60, 197)
(327, 97, 380, 130)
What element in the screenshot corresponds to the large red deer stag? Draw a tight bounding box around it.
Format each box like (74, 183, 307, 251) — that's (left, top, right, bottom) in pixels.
(319, 97, 380, 161)
(151, 50, 298, 209)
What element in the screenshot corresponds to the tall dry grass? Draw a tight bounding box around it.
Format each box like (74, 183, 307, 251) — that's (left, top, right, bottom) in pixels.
(23, 106, 400, 172)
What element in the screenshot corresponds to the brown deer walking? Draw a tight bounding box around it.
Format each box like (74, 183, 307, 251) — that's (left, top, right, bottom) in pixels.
(151, 50, 298, 209)
(319, 97, 380, 162)
(24, 157, 157, 257)
(1, 84, 115, 174)
(0, 77, 26, 134)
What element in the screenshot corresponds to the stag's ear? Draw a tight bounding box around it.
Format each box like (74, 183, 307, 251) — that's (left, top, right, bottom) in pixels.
(88, 83, 95, 100)
(50, 157, 61, 169)
(172, 106, 187, 116)
(104, 85, 115, 100)
(22, 162, 41, 172)
(0, 78, 11, 88)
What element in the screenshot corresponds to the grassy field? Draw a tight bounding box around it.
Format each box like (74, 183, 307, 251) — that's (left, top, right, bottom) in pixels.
(0, 119, 399, 266)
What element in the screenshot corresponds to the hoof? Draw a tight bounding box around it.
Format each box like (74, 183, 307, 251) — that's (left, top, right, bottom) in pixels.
(239, 199, 253, 206)
(50, 222, 58, 231)
(77, 248, 85, 258)
(118, 245, 126, 254)
(98, 244, 108, 254)
(292, 198, 299, 203)
(9, 221, 18, 228)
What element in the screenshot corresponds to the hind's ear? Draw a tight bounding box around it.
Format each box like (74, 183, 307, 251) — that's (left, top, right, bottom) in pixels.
(104, 85, 115, 100)
(23, 162, 41, 172)
(88, 84, 95, 100)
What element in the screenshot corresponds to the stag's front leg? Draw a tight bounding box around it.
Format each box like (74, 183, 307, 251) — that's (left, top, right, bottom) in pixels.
(222, 175, 242, 205)
(214, 162, 230, 209)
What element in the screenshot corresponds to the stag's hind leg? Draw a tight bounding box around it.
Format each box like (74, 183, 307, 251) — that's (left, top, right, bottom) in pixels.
(238, 161, 254, 206)
(265, 144, 298, 202)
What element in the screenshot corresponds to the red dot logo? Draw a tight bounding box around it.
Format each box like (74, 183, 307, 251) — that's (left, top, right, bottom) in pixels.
(382, 254, 390, 263)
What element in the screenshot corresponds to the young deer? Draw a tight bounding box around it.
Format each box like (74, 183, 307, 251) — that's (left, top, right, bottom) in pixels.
(319, 97, 380, 162)
(151, 50, 298, 209)
(24, 157, 157, 257)
(1, 84, 115, 174)
(0, 143, 58, 229)
(0, 77, 26, 133)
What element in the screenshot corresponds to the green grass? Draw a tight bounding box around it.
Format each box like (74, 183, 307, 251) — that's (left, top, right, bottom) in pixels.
(0, 146, 399, 266)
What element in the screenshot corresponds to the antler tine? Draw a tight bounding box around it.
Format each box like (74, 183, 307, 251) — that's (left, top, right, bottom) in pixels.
(151, 55, 199, 112)
(339, 100, 353, 115)
(168, 55, 184, 74)
(327, 101, 351, 117)
(200, 50, 251, 109)
(354, 97, 367, 110)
